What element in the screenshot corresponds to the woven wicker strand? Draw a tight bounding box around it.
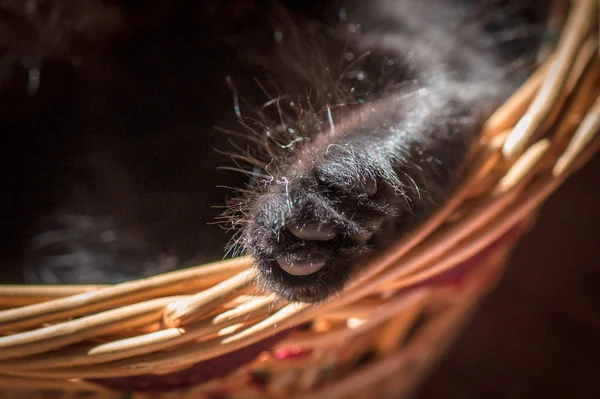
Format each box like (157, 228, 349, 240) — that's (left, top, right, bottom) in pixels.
(1, 1, 599, 397)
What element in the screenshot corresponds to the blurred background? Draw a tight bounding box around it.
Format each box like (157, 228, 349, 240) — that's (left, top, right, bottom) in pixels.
(416, 154, 600, 398)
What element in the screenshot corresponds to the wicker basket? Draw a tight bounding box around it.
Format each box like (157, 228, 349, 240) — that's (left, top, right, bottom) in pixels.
(1, 1, 599, 398)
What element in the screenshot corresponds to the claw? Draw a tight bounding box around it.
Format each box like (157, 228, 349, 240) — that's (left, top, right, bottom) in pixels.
(288, 222, 336, 241)
(277, 256, 327, 276)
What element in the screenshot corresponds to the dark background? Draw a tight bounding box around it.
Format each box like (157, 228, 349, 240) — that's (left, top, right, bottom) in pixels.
(416, 154, 600, 398)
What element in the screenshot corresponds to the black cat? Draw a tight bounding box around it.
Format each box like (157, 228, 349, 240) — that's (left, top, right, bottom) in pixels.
(1, 0, 546, 302)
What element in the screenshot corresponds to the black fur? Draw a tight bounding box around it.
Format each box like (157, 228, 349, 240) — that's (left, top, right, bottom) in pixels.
(1, 0, 546, 301)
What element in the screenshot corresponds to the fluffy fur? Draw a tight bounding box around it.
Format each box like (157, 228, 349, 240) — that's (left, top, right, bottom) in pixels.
(1, 0, 546, 302)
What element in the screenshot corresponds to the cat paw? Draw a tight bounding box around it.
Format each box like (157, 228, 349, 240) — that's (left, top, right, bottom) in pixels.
(240, 145, 402, 303)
